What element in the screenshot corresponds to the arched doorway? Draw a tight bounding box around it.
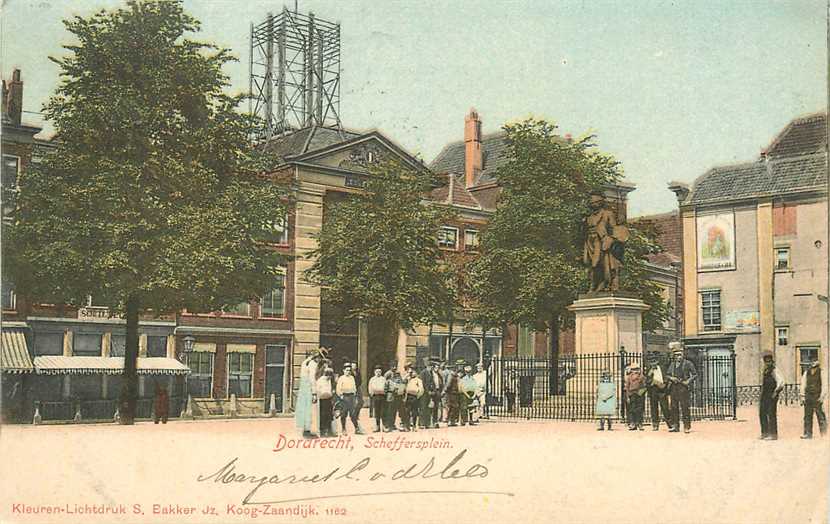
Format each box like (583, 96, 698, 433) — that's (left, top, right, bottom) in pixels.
(449, 337, 480, 366)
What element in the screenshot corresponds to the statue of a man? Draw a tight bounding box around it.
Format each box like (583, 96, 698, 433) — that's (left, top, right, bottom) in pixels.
(583, 191, 628, 293)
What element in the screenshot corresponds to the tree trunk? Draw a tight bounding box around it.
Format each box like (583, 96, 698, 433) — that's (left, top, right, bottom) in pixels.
(119, 295, 140, 425)
(549, 315, 560, 395)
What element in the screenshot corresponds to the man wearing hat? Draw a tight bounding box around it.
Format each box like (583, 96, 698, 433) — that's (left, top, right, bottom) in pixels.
(439, 361, 452, 422)
(645, 352, 671, 431)
(624, 361, 647, 430)
(666, 342, 696, 433)
(445, 362, 462, 426)
(420, 357, 443, 429)
(384, 365, 405, 432)
(759, 351, 785, 440)
(404, 365, 424, 431)
(368, 365, 387, 432)
(335, 363, 364, 435)
(800, 360, 827, 439)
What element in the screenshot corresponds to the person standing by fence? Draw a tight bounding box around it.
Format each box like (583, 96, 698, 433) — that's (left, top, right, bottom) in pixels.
(800, 360, 827, 439)
(595, 370, 616, 431)
(646, 353, 671, 431)
(624, 362, 646, 430)
(666, 342, 696, 434)
(759, 351, 784, 440)
(474, 362, 488, 420)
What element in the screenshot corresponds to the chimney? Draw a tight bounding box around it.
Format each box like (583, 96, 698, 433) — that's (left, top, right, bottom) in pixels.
(667, 181, 690, 205)
(2, 69, 23, 126)
(464, 108, 483, 188)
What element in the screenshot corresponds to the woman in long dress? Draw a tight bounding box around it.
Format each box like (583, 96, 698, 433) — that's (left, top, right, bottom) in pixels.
(296, 351, 321, 437)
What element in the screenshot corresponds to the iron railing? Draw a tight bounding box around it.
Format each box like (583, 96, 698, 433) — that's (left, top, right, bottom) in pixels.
(485, 351, 737, 422)
(736, 384, 801, 407)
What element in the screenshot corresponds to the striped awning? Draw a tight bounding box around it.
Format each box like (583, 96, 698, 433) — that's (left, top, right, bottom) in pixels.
(1, 328, 34, 373)
(34, 356, 190, 375)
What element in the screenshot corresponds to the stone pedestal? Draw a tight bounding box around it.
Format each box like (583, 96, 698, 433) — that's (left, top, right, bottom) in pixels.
(567, 294, 650, 354)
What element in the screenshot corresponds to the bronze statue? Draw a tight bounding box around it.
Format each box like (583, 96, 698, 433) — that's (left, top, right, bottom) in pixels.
(583, 191, 629, 293)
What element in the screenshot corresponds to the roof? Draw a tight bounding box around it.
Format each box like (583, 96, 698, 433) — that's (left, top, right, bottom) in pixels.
(630, 211, 681, 268)
(429, 173, 483, 209)
(765, 113, 826, 159)
(429, 131, 511, 186)
(261, 126, 362, 163)
(1, 328, 33, 373)
(688, 152, 827, 205)
(33, 356, 190, 375)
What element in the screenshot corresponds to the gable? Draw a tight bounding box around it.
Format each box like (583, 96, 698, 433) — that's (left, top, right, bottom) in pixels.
(289, 132, 424, 175)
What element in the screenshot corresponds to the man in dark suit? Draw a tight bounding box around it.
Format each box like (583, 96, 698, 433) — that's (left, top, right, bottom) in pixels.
(666, 342, 697, 433)
(420, 357, 443, 429)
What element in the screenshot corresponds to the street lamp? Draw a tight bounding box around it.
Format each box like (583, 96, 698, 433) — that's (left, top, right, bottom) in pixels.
(180, 335, 196, 419)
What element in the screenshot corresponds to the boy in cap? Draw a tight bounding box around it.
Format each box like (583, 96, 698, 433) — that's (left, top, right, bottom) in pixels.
(624, 362, 646, 430)
(316, 368, 336, 437)
(666, 342, 696, 433)
(420, 357, 442, 429)
(445, 363, 461, 426)
(800, 360, 827, 439)
(368, 365, 387, 432)
(384, 366, 405, 432)
(404, 365, 424, 431)
(759, 351, 785, 440)
(335, 363, 364, 435)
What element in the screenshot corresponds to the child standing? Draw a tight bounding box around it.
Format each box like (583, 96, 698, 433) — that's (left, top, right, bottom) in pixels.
(595, 370, 617, 431)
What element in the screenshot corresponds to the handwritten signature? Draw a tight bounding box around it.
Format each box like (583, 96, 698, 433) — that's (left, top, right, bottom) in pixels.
(196, 449, 514, 504)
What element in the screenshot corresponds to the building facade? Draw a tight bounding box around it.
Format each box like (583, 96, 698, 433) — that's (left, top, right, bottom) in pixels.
(675, 113, 828, 387)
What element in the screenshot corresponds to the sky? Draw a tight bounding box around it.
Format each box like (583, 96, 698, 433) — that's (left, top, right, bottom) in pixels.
(1, 0, 826, 216)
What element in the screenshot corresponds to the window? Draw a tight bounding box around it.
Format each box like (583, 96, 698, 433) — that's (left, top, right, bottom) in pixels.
(799, 346, 819, 374)
(1, 281, 15, 310)
(429, 335, 447, 360)
(2, 155, 19, 189)
(224, 301, 251, 317)
(70, 375, 102, 400)
(464, 229, 480, 250)
(146, 335, 167, 358)
(34, 332, 64, 356)
(260, 272, 286, 318)
(438, 226, 459, 249)
(264, 211, 288, 244)
(775, 247, 790, 271)
(110, 335, 126, 357)
(518, 325, 534, 357)
(187, 352, 214, 398)
(228, 353, 253, 398)
(701, 290, 721, 332)
(776, 327, 789, 346)
(73, 333, 102, 356)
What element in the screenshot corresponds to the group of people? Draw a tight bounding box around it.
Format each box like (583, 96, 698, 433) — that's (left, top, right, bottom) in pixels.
(295, 348, 489, 438)
(368, 357, 488, 433)
(758, 350, 827, 440)
(596, 341, 697, 433)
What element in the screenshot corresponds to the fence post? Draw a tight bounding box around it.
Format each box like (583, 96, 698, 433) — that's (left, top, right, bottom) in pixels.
(618, 348, 627, 421)
(730, 351, 737, 419)
(32, 401, 42, 425)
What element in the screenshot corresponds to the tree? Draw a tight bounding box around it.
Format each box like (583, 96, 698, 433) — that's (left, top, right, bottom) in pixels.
(467, 120, 669, 388)
(5, 0, 289, 424)
(305, 161, 456, 367)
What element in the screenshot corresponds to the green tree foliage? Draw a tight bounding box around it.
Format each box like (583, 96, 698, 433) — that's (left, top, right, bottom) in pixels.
(305, 161, 456, 337)
(5, 0, 288, 423)
(468, 120, 669, 350)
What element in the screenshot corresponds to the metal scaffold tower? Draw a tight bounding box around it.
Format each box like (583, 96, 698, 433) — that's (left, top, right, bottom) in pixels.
(249, 8, 342, 141)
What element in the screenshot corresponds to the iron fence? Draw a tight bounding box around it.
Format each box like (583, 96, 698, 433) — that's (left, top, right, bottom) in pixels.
(485, 351, 736, 422)
(36, 397, 183, 422)
(736, 384, 800, 407)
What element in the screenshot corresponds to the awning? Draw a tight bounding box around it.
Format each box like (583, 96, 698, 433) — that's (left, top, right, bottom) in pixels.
(34, 356, 190, 375)
(1, 328, 34, 374)
(226, 343, 256, 354)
